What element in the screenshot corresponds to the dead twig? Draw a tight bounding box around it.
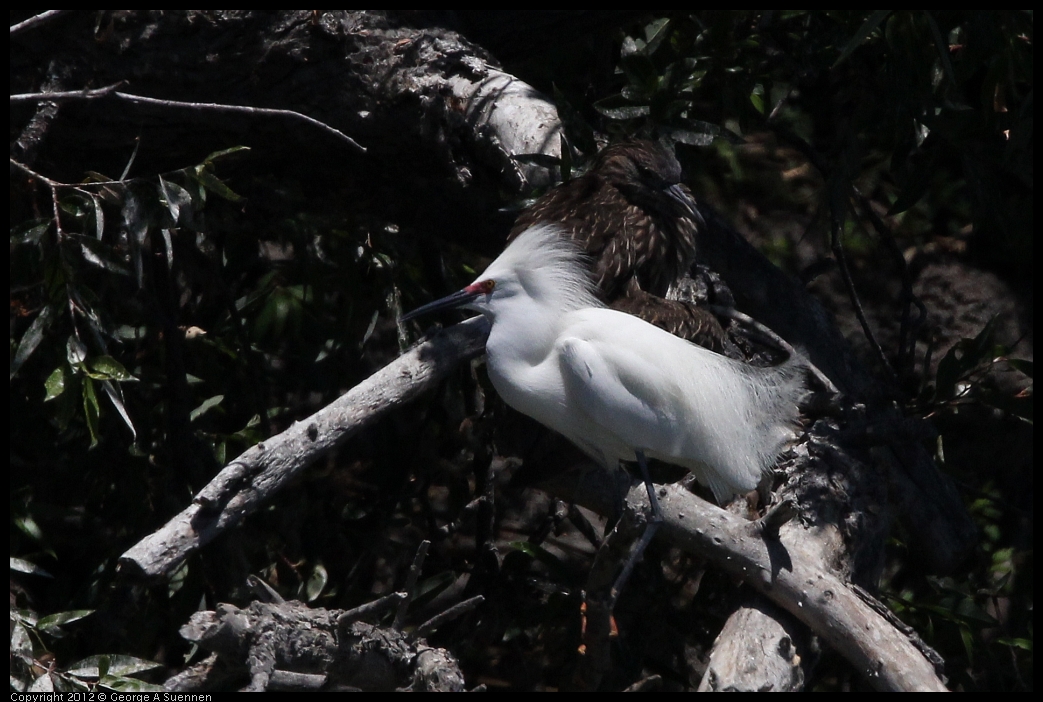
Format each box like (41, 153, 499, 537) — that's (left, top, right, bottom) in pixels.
(10, 86, 366, 153)
(10, 10, 68, 35)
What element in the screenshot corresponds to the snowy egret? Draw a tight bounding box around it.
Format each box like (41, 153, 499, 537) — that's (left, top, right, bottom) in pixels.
(403, 224, 804, 504)
(510, 140, 728, 351)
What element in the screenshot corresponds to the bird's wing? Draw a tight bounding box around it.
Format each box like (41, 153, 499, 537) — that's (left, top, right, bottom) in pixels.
(557, 335, 684, 461)
(556, 311, 776, 502)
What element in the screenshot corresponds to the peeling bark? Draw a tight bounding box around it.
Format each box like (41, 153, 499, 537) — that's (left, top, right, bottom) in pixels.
(167, 600, 467, 692)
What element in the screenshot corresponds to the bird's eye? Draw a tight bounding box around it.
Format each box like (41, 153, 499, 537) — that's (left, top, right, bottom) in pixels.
(464, 279, 496, 296)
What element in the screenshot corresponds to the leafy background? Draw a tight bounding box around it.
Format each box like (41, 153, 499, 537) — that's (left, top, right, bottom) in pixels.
(10, 11, 1032, 691)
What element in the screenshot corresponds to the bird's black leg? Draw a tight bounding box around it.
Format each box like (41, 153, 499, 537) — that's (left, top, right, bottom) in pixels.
(608, 449, 664, 609)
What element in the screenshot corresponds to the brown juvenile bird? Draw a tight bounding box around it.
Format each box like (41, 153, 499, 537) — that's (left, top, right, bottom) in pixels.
(509, 139, 730, 352)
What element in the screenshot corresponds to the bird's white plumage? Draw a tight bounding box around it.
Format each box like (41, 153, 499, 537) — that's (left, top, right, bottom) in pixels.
(427, 224, 803, 502)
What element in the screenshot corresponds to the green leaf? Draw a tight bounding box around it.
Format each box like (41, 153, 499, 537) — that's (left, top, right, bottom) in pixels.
(66, 654, 163, 679)
(10, 621, 33, 658)
(44, 366, 66, 401)
(82, 377, 101, 449)
(14, 513, 44, 542)
(621, 84, 652, 102)
(88, 193, 105, 239)
(959, 624, 975, 667)
(953, 598, 999, 626)
(53, 372, 80, 432)
(58, 194, 89, 219)
(667, 129, 715, 147)
(98, 677, 166, 693)
(98, 655, 110, 680)
(12, 219, 51, 246)
(924, 12, 957, 92)
(10, 557, 53, 578)
(37, 610, 95, 633)
(996, 637, 1032, 651)
(12, 607, 40, 627)
(833, 11, 891, 68)
(305, 563, 329, 602)
(159, 227, 174, 269)
(360, 309, 379, 348)
(28, 671, 54, 693)
(158, 176, 193, 225)
(620, 35, 640, 58)
(75, 235, 130, 276)
(11, 306, 53, 380)
(559, 132, 573, 183)
(669, 120, 746, 146)
(934, 319, 1006, 402)
(593, 101, 652, 120)
(643, 17, 672, 56)
(620, 52, 660, 96)
(121, 189, 150, 246)
(121, 189, 148, 287)
(750, 91, 765, 114)
(85, 356, 135, 381)
(203, 145, 251, 164)
(100, 380, 137, 440)
(191, 166, 244, 203)
(230, 414, 263, 444)
(966, 317, 1001, 363)
(169, 561, 189, 598)
(190, 395, 225, 422)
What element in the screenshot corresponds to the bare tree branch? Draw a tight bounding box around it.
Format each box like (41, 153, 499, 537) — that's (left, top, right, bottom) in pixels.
(10, 10, 68, 36)
(627, 483, 946, 692)
(11, 87, 366, 153)
(118, 317, 490, 580)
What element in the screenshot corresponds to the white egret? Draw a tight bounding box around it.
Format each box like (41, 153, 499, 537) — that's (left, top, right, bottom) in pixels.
(403, 225, 804, 599)
(403, 224, 803, 504)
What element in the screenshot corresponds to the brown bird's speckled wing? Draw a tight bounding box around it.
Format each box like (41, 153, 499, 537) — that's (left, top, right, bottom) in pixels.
(510, 140, 729, 353)
(609, 288, 728, 352)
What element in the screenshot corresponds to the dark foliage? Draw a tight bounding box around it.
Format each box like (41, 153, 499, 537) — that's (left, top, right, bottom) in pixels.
(10, 11, 1031, 691)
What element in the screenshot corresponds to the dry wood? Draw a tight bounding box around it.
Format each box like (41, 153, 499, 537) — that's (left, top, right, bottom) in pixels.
(119, 317, 489, 580)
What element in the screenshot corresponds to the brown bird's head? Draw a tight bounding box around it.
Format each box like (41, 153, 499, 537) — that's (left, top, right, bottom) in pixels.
(595, 140, 682, 189)
(507, 139, 727, 349)
(593, 140, 701, 222)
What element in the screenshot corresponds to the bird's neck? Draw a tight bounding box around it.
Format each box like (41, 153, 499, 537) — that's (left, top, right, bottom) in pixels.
(483, 303, 567, 427)
(484, 299, 562, 368)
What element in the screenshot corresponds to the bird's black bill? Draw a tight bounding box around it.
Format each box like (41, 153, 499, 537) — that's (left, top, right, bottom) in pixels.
(665, 183, 704, 225)
(400, 287, 481, 323)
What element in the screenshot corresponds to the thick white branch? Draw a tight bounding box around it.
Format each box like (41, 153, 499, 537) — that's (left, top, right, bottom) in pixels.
(638, 483, 946, 692)
(118, 317, 489, 580)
